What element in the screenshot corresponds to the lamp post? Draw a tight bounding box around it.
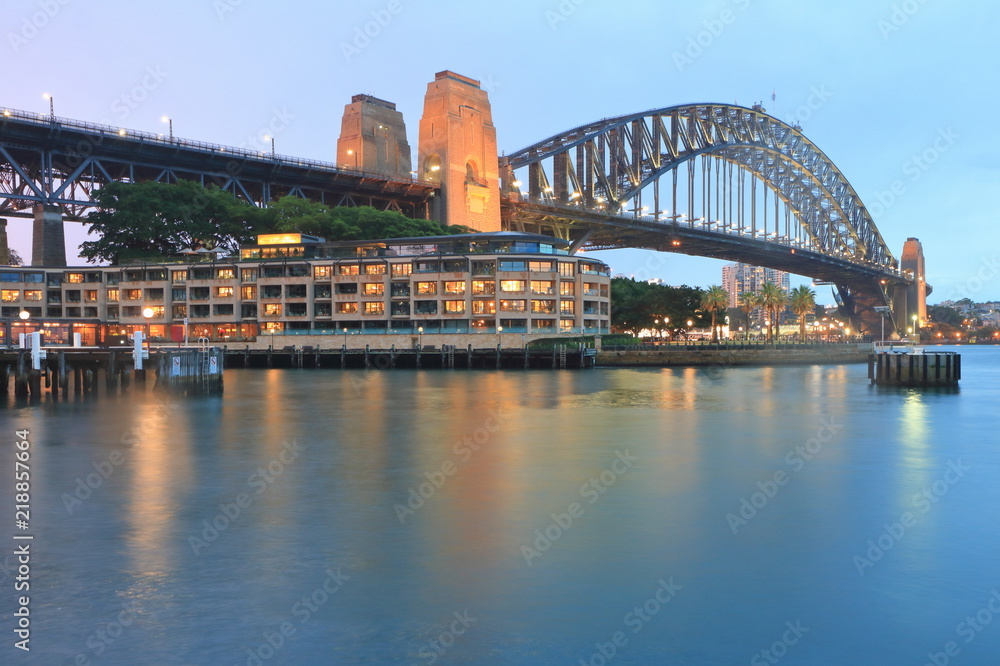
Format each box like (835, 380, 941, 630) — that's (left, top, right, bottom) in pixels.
(873, 306, 890, 347)
(161, 115, 173, 140)
(42, 93, 53, 117)
(142, 307, 154, 343)
(264, 133, 275, 156)
(911, 314, 919, 342)
(418, 326, 423, 350)
(497, 325, 503, 349)
(343, 327, 348, 349)
(347, 149, 357, 170)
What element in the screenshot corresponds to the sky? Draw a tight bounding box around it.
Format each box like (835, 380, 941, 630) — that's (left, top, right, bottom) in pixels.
(2, 0, 997, 305)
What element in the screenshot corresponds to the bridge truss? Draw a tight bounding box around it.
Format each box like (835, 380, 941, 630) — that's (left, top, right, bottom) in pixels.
(499, 104, 911, 335)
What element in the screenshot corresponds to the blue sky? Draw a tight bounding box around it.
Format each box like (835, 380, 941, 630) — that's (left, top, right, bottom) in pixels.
(3, 0, 996, 304)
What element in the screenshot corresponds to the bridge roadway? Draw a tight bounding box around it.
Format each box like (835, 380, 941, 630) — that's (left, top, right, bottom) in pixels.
(0, 108, 435, 220)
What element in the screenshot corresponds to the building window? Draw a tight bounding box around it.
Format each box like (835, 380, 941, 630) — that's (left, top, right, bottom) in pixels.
(444, 300, 465, 314)
(533, 319, 556, 330)
(106, 288, 119, 302)
(498, 260, 527, 272)
(241, 268, 257, 283)
(560, 281, 575, 296)
(363, 283, 385, 296)
(472, 300, 496, 315)
(314, 266, 332, 280)
(337, 264, 360, 276)
(1, 290, 18, 302)
(314, 284, 331, 298)
(559, 262, 574, 278)
(262, 266, 284, 278)
(415, 260, 439, 273)
(561, 319, 574, 332)
(336, 302, 358, 314)
(531, 300, 556, 314)
(191, 268, 211, 280)
(472, 280, 495, 295)
(499, 299, 527, 312)
(145, 288, 164, 301)
(214, 304, 234, 316)
(600, 285, 609, 298)
(560, 300, 575, 315)
(85, 290, 98, 302)
(263, 303, 282, 317)
(336, 283, 358, 295)
(122, 306, 140, 317)
(414, 301, 437, 315)
(444, 281, 466, 295)
(471, 261, 495, 275)
(262, 322, 284, 333)
(261, 285, 282, 299)
(530, 280, 553, 295)
(314, 303, 332, 317)
(241, 286, 257, 300)
(364, 301, 385, 315)
(390, 282, 411, 297)
(106, 306, 119, 319)
(190, 305, 210, 318)
(241, 304, 257, 318)
(191, 287, 211, 300)
(583, 282, 599, 296)
(0, 272, 20, 283)
(124, 289, 142, 300)
(391, 302, 410, 316)
(287, 303, 307, 317)
(500, 280, 525, 293)
(147, 305, 165, 318)
(364, 264, 386, 275)
(171, 287, 186, 301)
(391, 263, 412, 277)
(172, 305, 187, 318)
(216, 268, 235, 279)
(84, 307, 98, 317)
(286, 284, 307, 299)
(416, 282, 437, 295)
(529, 261, 554, 272)
(66, 273, 84, 284)
(24, 290, 42, 302)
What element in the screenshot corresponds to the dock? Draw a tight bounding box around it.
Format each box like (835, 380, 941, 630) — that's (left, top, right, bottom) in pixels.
(868, 348, 960, 386)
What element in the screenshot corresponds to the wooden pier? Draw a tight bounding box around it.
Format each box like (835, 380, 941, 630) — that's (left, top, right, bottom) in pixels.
(0, 342, 224, 401)
(868, 350, 960, 387)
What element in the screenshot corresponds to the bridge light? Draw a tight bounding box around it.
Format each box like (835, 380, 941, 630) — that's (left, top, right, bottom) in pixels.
(118, 128, 126, 136)
(543, 186, 553, 193)
(2, 109, 10, 117)
(512, 180, 522, 188)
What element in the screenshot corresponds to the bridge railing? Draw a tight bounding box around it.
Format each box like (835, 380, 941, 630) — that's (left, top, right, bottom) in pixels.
(0, 106, 435, 188)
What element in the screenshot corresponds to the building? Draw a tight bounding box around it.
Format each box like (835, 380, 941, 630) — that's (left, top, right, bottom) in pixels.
(721, 262, 790, 308)
(0, 232, 611, 348)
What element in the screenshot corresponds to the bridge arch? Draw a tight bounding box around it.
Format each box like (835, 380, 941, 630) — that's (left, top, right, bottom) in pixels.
(502, 104, 897, 271)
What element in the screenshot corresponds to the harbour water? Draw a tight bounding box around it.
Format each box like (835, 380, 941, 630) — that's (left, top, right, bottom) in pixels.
(3, 346, 1000, 664)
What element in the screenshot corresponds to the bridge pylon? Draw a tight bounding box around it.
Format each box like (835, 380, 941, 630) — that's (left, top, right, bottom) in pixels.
(32, 204, 65, 267)
(417, 71, 501, 231)
(896, 237, 929, 336)
(337, 94, 412, 179)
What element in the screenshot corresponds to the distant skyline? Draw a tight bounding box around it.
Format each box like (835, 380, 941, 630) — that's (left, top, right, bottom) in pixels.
(3, 0, 997, 305)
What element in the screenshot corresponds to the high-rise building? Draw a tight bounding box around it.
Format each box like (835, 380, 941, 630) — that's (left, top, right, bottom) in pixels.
(721, 263, 790, 308)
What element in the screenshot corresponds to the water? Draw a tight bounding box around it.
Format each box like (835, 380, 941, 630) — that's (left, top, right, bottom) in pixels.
(3, 347, 1000, 665)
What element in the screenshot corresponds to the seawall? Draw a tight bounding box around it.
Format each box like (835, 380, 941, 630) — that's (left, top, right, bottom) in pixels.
(596, 344, 873, 368)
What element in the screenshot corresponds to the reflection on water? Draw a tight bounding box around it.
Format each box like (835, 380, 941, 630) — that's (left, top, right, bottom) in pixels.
(6, 347, 1000, 665)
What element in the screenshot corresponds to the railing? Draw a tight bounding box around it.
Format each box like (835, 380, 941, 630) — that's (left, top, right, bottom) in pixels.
(0, 106, 436, 187)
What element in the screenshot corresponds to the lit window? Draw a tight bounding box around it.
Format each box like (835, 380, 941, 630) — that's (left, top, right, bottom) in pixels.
(364, 301, 385, 315)
(530, 280, 553, 295)
(263, 303, 282, 316)
(472, 280, 495, 295)
(66, 273, 84, 284)
(24, 290, 42, 302)
(500, 280, 525, 293)
(314, 266, 332, 280)
(337, 264, 360, 275)
(499, 299, 526, 312)
(560, 300, 575, 314)
(216, 268, 235, 279)
(416, 282, 437, 295)
(444, 281, 466, 295)
(472, 300, 496, 315)
(559, 262, 574, 278)
(1, 290, 18, 302)
(85, 290, 98, 302)
(125, 289, 142, 300)
(364, 264, 386, 275)
(106, 289, 119, 302)
(561, 319, 574, 332)
(172, 270, 188, 284)
(444, 300, 465, 314)
(391, 263, 412, 277)
(531, 300, 556, 314)
(215, 286, 234, 297)
(560, 281, 575, 296)
(364, 283, 385, 296)
(240, 269, 257, 283)
(241, 286, 257, 300)
(529, 261, 554, 272)
(337, 302, 359, 314)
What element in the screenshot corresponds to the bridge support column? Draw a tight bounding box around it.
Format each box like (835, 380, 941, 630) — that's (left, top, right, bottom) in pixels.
(897, 237, 928, 337)
(0, 219, 9, 265)
(32, 204, 66, 267)
(418, 71, 501, 231)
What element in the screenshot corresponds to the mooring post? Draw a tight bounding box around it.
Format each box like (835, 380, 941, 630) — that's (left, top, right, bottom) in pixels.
(15, 352, 28, 398)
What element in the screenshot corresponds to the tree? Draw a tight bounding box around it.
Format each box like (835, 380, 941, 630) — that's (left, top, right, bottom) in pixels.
(759, 282, 787, 342)
(788, 285, 817, 340)
(700, 285, 729, 342)
(80, 180, 264, 264)
(5, 247, 23, 266)
(609, 278, 704, 337)
(739, 291, 762, 340)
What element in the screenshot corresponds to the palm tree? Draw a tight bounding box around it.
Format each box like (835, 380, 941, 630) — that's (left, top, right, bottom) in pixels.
(759, 282, 787, 342)
(700, 285, 730, 342)
(739, 291, 761, 340)
(788, 285, 817, 341)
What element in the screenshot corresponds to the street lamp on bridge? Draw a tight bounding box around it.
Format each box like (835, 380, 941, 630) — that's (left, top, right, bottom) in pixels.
(161, 115, 173, 141)
(42, 93, 54, 117)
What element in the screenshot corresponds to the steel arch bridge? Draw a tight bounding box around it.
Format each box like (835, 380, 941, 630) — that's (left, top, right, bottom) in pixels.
(498, 103, 914, 336)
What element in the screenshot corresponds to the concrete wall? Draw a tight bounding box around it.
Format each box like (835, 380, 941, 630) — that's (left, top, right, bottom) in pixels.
(237, 330, 558, 351)
(596, 344, 873, 367)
